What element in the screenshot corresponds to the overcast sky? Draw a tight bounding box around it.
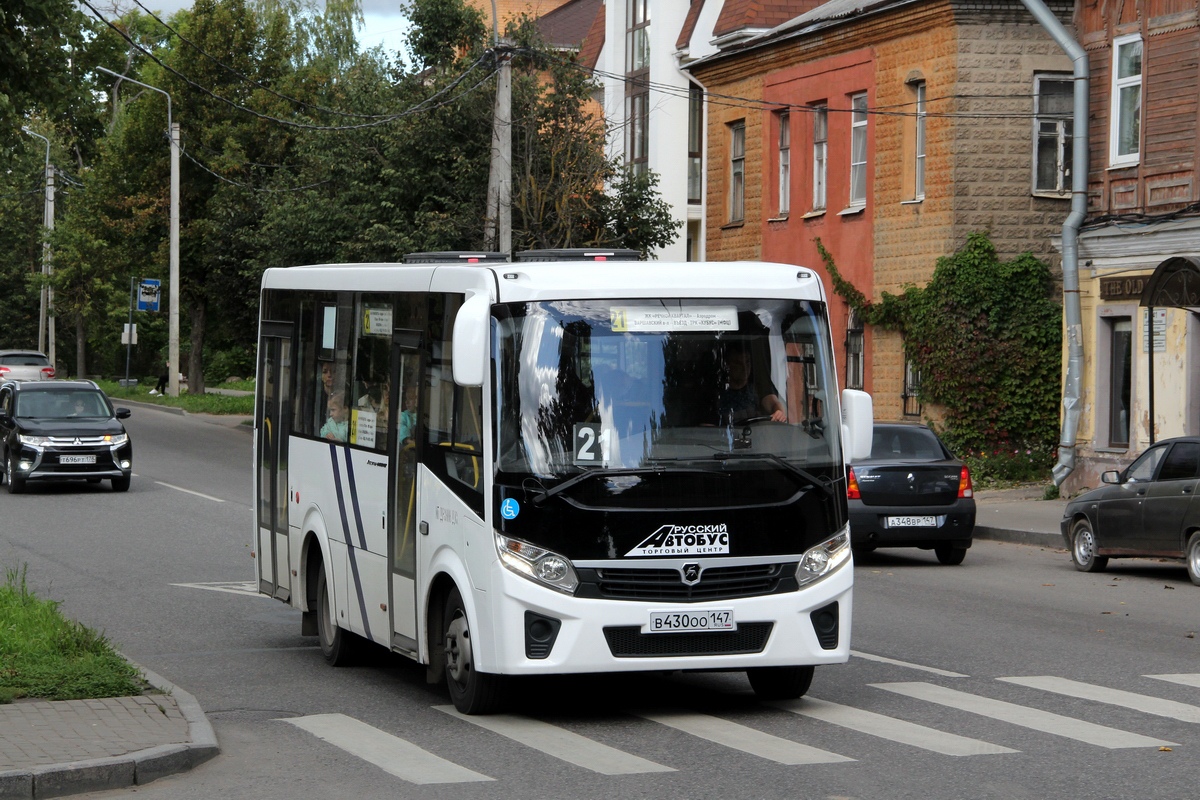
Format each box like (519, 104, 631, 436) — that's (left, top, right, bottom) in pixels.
(90, 1, 412, 55)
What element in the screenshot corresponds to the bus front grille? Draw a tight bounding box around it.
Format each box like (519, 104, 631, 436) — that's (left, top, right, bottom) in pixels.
(577, 563, 797, 602)
(602, 622, 774, 658)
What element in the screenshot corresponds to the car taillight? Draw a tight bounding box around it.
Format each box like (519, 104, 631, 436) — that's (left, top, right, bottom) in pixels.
(846, 467, 861, 500)
(41, 366, 55, 379)
(0, 366, 8, 376)
(958, 465, 973, 498)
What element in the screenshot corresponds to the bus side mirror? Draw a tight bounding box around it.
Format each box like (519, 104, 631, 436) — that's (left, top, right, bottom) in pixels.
(840, 388, 873, 463)
(452, 292, 490, 387)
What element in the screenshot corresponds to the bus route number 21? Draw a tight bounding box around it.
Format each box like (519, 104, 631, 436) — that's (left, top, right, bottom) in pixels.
(574, 422, 611, 465)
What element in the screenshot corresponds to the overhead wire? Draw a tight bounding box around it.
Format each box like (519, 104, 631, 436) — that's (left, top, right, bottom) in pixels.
(81, 0, 500, 132)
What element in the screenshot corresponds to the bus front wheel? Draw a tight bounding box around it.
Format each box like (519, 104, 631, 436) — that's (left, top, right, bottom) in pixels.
(747, 665, 815, 700)
(443, 586, 505, 714)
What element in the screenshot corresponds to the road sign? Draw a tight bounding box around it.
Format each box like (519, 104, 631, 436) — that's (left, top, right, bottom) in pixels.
(121, 323, 138, 345)
(138, 279, 161, 312)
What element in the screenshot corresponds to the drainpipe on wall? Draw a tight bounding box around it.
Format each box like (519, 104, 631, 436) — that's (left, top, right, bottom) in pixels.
(1018, 0, 1089, 487)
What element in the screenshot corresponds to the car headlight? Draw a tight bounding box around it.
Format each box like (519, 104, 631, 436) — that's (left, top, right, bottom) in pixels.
(17, 434, 49, 446)
(495, 533, 579, 594)
(796, 528, 852, 586)
(104, 433, 128, 445)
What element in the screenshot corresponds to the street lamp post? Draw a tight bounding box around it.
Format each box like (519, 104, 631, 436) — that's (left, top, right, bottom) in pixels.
(21, 127, 55, 367)
(96, 66, 181, 397)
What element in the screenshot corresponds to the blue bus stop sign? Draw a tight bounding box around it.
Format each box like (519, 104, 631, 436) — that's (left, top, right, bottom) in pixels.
(138, 279, 161, 312)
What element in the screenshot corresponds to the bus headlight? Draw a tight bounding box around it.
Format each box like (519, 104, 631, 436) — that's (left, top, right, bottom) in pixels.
(495, 534, 579, 594)
(796, 529, 851, 586)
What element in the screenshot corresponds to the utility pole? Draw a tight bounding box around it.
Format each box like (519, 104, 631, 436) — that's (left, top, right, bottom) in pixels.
(22, 127, 54, 365)
(97, 66, 181, 397)
(484, 0, 511, 254)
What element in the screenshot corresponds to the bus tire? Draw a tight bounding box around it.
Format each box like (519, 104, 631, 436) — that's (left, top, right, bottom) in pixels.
(747, 665, 815, 701)
(443, 586, 505, 714)
(317, 567, 358, 666)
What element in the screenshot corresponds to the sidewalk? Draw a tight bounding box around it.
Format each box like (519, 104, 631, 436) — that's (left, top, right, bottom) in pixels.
(974, 483, 1067, 549)
(0, 485, 1063, 798)
(0, 663, 217, 799)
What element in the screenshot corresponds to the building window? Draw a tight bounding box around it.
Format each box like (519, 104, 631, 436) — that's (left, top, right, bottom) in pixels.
(849, 92, 868, 207)
(729, 121, 745, 222)
(913, 82, 926, 200)
(688, 83, 703, 204)
(902, 351, 921, 417)
(625, 0, 650, 176)
(812, 104, 827, 211)
(1109, 318, 1132, 448)
(1109, 34, 1141, 167)
(845, 309, 864, 390)
(1034, 74, 1073, 194)
(777, 111, 790, 216)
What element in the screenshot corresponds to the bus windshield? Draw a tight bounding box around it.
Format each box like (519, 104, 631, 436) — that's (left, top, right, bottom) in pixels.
(494, 298, 842, 479)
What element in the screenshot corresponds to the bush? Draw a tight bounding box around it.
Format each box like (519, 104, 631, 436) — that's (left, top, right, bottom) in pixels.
(204, 348, 256, 384)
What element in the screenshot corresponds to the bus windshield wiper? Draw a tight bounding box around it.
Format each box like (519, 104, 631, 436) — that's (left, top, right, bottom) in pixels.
(712, 452, 835, 498)
(532, 464, 726, 505)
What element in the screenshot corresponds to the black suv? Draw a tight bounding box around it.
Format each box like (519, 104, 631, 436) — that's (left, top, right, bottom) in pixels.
(0, 380, 133, 493)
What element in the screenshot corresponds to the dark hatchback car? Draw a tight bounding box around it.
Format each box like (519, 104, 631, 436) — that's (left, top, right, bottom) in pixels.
(847, 422, 976, 564)
(1061, 436, 1200, 585)
(0, 379, 133, 493)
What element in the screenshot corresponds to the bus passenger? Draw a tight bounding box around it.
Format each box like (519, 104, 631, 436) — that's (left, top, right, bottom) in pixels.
(321, 391, 349, 441)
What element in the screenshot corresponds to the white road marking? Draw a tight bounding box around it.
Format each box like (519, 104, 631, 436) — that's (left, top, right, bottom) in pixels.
(772, 697, 1016, 756)
(1000, 676, 1200, 723)
(155, 480, 225, 502)
(170, 581, 262, 597)
(851, 650, 968, 677)
(1146, 674, 1200, 689)
(873, 682, 1178, 749)
(637, 709, 853, 765)
(436, 706, 674, 774)
(281, 713, 493, 784)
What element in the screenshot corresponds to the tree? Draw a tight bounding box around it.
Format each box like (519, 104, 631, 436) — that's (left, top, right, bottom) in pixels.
(0, 0, 86, 148)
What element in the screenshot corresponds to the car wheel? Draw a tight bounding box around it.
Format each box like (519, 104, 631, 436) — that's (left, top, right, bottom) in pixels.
(444, 585, 505, 714)
(6, 454, 25, 494)
(934, 543, 967, 565)
(1186, 532, 1200, 587)
(111, 476, 131, 492)
(747, 665, 815, 700)
(316, 567, 361, 666)
(1070, 518, 1108, 573)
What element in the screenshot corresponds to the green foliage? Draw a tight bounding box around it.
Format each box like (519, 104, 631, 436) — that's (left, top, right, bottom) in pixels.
(406, 0, 488, 69)
(204, 347, 256, 383)
(96, 379, 255, 414)
(0, 566, 145, 702)
(819, 233, 1062, 482)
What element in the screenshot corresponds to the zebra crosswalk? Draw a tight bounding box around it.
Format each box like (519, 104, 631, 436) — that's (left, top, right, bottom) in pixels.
(279, 672, 1200, 785)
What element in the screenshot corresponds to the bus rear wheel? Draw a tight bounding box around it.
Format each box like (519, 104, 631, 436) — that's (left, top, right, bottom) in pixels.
(444, 586, 505, 714)
(747, 665, 815, 701)
(317, 567, 359, 666)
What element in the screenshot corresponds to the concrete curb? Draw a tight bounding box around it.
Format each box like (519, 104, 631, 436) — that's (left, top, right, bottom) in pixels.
(0, 660, 218, 799)
(975, 525, 1064, 549)
(112, 397, 187, 416)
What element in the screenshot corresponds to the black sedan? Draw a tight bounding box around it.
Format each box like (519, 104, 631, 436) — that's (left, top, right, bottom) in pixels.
(0, 379, 133, 493)
(847, 422, 976, 564)
(1061, 436, 1200, 585)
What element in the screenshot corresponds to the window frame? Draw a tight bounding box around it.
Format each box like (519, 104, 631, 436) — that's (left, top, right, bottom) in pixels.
(688, 83, 703, 204)
(849, 93, 868, 208)
(1033, 73, 1073, 195)
(777, 111, 791, 216)
(625, 0, 650, 176)
(913, 81, 926, 200)
(844, 308, 864, 391)
(729, 120, 746, 223)
(812, 104, 828, 212)
(1109, 33, 1142, 168)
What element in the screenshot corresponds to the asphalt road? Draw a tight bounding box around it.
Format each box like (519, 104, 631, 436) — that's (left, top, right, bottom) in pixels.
(1, 405, 1197, 800)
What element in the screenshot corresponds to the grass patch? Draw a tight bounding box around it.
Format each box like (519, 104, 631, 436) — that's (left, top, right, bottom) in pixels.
(0, 566, 145, 703)
(95, 379, 255, 415)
